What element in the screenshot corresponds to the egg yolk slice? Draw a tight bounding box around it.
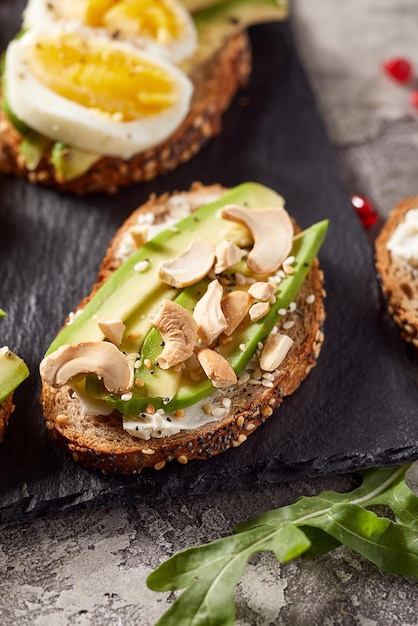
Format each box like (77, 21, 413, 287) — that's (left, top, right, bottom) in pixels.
(85, 0, 183, 44)
(29, 33, 178, 120)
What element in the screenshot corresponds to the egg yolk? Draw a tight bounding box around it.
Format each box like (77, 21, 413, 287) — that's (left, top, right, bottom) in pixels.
(85, 0, 183, 43)
(29, 34, 179, 119)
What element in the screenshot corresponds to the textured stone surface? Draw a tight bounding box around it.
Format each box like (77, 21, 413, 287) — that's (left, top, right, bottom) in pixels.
(0, 467, 417, 625)
(1, 1, 418, 624)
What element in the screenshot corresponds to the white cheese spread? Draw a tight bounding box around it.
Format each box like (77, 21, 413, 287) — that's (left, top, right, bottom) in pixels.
(387, 208, 418, 267)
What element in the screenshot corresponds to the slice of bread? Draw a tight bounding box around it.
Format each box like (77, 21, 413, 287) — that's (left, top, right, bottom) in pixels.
(375, 197, 418, 349)
(40, 184, 326, 473)
(0, 33, 250, 194)
(0, 393, 14, 443)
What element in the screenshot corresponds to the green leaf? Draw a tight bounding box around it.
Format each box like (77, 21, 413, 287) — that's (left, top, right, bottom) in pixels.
(148, 524, 310, 625)
(305, 502, 418, 576)
(148, 465, 418, 625)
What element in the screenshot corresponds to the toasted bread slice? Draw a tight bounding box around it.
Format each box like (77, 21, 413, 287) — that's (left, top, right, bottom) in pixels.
(0, 33, 250, 194)
(0, 394, 14, 443)
(40, 183, 326, 473)
(375, 197, 418, 349)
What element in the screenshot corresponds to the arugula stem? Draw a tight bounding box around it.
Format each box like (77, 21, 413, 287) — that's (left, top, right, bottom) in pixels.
(294, 466, 406, 526)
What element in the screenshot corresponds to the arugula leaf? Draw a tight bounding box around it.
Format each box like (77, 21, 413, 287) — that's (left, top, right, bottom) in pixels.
(148, 524, 310, 626)
(147, 465, 418, 625)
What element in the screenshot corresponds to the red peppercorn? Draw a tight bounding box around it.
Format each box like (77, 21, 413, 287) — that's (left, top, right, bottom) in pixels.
(382, 57, 413, 83)
(351, 195, 378, 228)
(410, 90, 418, 109)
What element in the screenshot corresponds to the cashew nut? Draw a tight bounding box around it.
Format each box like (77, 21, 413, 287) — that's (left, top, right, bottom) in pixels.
(40, 342, 134, 394)
(221, 290, 252, 336)
(260, 334, 294, 371)
(221, 204, 294, 274)
(196, 347, 237, 388)
(158, 239, 215, 288)
(193, 280, 227, 345)
(152, 300, 198, 370)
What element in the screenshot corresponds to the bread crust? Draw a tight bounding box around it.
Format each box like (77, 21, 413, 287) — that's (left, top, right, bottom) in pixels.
(375, 197, 418, 348)
(0, 393, 14, 443)
(0, 33, 251, 194)
(40, 184, 326, 473)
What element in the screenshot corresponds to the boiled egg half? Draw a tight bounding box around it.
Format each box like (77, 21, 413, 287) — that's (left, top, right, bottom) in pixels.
(4, 26, 193, 159)
(22, 0, 197, 64)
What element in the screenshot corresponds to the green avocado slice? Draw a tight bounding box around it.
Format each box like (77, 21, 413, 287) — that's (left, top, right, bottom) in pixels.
(0, 310, 29, 402)
(0, 348, 29, 403)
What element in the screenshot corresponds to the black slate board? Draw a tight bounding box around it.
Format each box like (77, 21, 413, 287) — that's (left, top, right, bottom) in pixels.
(1, 7, 418, 522)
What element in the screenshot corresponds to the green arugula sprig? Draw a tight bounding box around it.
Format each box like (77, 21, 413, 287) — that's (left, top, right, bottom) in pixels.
(147, 465, 418, 625)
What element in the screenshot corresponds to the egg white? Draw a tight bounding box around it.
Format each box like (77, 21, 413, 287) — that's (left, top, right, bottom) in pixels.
(4, 26, 194, 159)
(22, 0, 197, 64)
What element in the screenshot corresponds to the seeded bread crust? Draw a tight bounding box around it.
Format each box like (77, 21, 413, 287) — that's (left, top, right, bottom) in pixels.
(0, 393, 14, 442)
(375, 197, 418, 349)
(40, 184, 326, 473)
(0, 33, 250, 195)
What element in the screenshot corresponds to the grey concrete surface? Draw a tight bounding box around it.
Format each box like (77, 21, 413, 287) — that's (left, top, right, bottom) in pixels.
(1, 1, 418, 624)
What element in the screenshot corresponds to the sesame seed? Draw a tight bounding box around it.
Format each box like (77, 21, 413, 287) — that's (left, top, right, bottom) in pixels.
(56, 414, 69, 424)
(239, 343, 247, 352)
(146, 404, 155, 414)
(262, 372, 275, 381)
(203, 403, 213, 415)
(288, 302, 297, 312)
(245, 423, 256, 431)
(261, 406, 274, 417)
(262, 380, 274, 388)
(236, 416, 245, 427)
(135, 378, 145, 387)
(238, 372, 250, 384)
(283, 255, 295, 265)
(222, 398, 232, 408)
(278, 308, 287, 316)
(235, 272, 246, 285)
(144, 359, 152, 369)
(306, 294, 316, 304)
(175, 409, 186, 418)
(283, 264, 295, 275)
(142, 448, 155, 455)
(283, 320, 295, 330)
(178, 455, 188, 464)
(134, 260, 150, 273)
(212, 407, 228, 418)
(121, 392, 133, 401)
(154, 461, 166, 470)
(72, 452, 80, 462)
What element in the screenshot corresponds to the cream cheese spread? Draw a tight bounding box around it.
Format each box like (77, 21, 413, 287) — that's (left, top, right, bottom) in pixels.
(387, 208, 418, 267)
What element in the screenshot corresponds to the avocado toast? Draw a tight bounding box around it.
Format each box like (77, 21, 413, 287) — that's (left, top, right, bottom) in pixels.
(39, 182, 328, 473)
(0, 0, 288, 193)
(0, 309, 29, 441)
